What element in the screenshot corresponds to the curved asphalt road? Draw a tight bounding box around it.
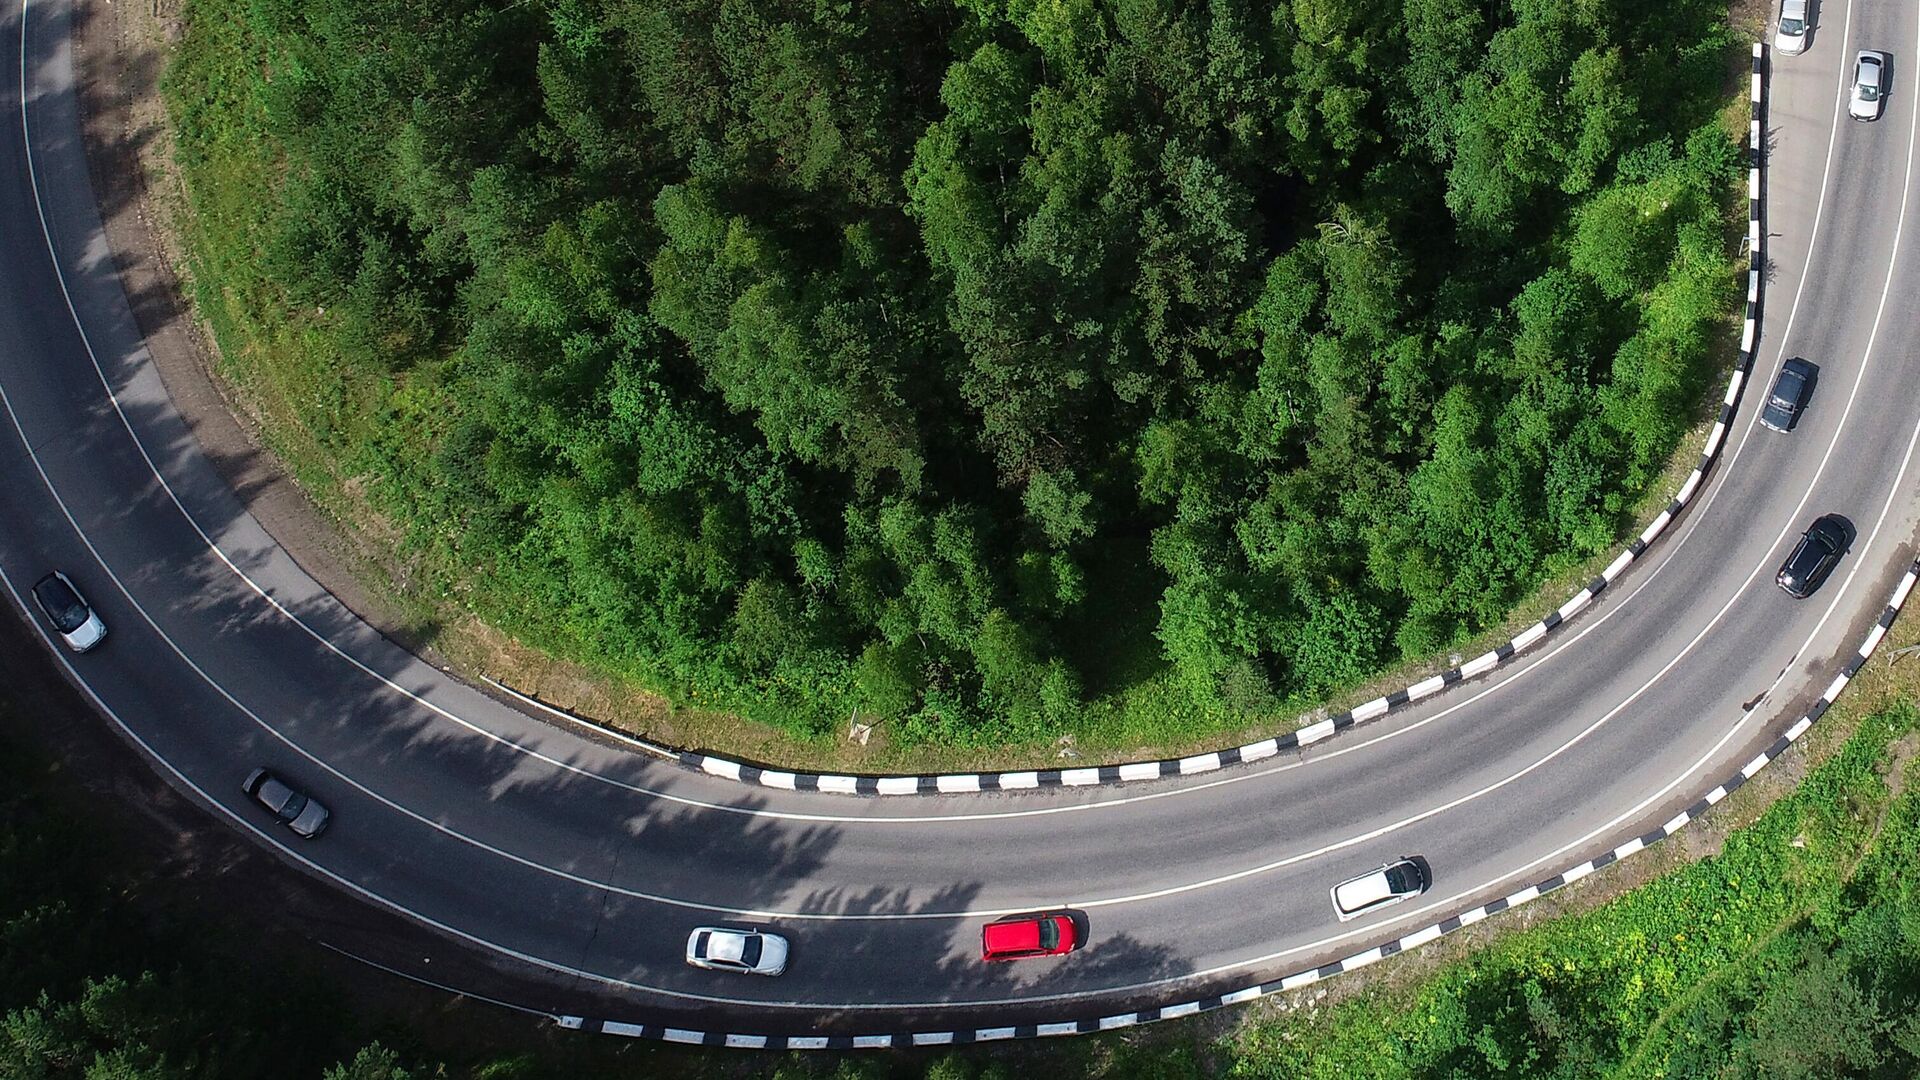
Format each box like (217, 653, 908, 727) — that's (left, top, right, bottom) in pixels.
(4, 0, 1920, 1036)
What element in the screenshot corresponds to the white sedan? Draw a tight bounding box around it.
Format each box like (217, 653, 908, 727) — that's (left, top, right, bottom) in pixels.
(1850, 52, 1889, 122)
(685, 926, 789, 976)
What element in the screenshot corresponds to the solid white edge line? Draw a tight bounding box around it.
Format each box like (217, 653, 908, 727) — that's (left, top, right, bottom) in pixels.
(7, 0, 1791, 822)
(23, 12, 1920, 1042)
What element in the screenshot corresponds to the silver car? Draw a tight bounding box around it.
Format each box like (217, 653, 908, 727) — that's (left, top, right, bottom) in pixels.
(32, 571, 106, 652)
(242, 768, 331, 838)
(1850, 51, 1888, 121)
(1331, 858, 1429, 922)
(1774, 0, 1809, 55)
(685, 926, 789, 976)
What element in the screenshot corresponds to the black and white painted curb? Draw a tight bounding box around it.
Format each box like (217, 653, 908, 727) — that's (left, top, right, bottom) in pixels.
(546, 553, 1916, 1049)
(487, 44, 1772, 799)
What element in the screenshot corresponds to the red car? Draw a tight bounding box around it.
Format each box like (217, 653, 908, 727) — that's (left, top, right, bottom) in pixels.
(981, 913, 1077, 961)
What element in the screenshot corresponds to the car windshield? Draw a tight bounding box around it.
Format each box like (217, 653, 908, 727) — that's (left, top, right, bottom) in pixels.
(1781, 17, 1803, 33)
(1861, 64, 1882, 98)
(1037, 919, 1059, 950)
(35, 579, 87, 632)
(282, 791, 309, 818)
(1385, 864, 1416, 891)
(738, 936, 762, 966)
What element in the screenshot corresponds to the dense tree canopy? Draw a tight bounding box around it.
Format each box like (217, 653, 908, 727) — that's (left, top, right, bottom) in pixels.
(169, 0, 1742, 745)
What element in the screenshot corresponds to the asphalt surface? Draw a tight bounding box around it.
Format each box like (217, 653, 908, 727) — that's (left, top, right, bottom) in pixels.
(4, 0, 1920, 1037)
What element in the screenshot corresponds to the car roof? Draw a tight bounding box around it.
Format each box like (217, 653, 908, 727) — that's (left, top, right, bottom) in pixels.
(1787, 534, 1831, 572)
(257, 774, 297, 805)
(983, 918, 1043, 953)
(704, 929, 749, 962)
(1334, 869, 1395, 911)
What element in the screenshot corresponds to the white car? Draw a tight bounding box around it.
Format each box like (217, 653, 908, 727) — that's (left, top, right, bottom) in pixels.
(1850, 51, 1888, 121)
(1774, 0, 1809, 55)
(1331, 858, 1429, 922)
(32, 571, 106, 652)
(685, 926, 789, 976)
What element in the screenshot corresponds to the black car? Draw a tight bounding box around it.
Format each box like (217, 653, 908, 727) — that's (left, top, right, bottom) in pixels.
(1776, 515, 1848, 598)
(1759, 358, 1816, 432)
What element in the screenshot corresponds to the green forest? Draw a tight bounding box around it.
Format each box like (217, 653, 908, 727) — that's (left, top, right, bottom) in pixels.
(167, 0, 1745, 748)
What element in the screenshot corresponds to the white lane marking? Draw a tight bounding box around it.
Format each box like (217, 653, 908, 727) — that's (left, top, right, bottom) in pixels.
(229, 28, 1920, 1002)
(0, 0, 1872, 870)
(13, 0, 1909, 930)
(847, 11, 1920, 1011)
(14, 0, 1920, 1014)
(1757, 0, 1860, 373)
(1, 0, 1892, 866)
(0, 0, 1845, 847)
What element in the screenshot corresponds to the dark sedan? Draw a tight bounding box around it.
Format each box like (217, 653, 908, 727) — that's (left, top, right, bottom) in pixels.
(1759, 358, 1816, 432)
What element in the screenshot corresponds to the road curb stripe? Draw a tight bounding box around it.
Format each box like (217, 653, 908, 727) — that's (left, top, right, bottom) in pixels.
(558, 566, 1920, 1048)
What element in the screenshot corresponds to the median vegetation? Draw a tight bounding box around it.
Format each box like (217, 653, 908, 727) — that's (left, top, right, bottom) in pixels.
(164, 0, 1745, 750)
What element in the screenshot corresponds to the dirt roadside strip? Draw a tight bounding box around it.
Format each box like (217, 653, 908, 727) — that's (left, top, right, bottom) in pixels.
(69, 0, 443, 665)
